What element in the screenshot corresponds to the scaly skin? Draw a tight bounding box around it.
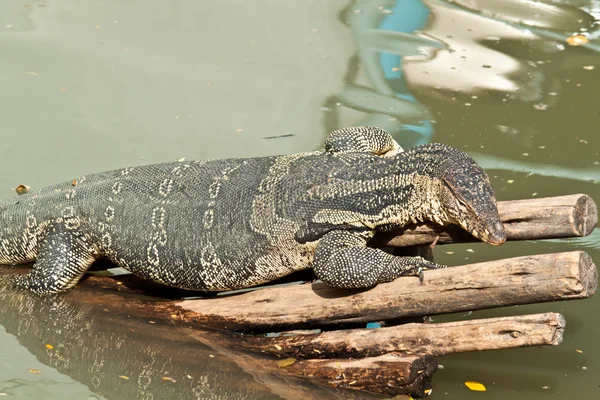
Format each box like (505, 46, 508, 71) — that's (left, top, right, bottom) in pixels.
(0, 126, 505, 294)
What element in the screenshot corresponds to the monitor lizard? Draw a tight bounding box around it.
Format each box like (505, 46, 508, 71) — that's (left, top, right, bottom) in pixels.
(0, 126, 505, 294)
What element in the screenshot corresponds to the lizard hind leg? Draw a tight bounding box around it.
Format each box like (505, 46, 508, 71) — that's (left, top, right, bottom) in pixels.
(12, 221, 98, 294)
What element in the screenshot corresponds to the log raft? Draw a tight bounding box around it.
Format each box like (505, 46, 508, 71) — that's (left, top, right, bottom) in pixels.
(169, 194, 598, 397)
(0, 194, 597, 398)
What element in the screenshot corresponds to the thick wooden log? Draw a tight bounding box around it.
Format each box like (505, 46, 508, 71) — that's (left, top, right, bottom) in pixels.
(375, 194, 597, 247)
(282, 353, 437, 398)
(242, 313, 565, 359)
(176, 251, 597, 331)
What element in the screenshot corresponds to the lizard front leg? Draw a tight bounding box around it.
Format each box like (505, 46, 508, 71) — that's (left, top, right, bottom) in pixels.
(313, 230, 446, 289)
(324, 126, 403, 157)
(11, 221, 98, 294)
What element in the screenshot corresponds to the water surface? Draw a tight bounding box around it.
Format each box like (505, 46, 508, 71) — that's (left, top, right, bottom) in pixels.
(1, 0, 599, 398)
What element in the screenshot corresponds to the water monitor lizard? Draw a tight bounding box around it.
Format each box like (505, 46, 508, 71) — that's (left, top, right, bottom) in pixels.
(0, 126, 505, 294)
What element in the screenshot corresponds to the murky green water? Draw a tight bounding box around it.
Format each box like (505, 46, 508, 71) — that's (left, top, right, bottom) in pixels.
(1, 0, 599, 398)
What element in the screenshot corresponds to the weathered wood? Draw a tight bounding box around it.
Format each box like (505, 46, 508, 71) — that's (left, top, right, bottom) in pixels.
(282, 353, 437, 398)
(375, 194, 597, 247)
(242, 312, 565, 359)
(176, 251, 597, 331)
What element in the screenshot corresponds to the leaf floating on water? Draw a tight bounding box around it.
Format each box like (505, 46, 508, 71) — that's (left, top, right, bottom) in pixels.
(277, 358, 296, 368)
(566, 35, 589, 46)
(28, 369, 42, 374)
(118, 375, 129, 380)
(14, 185, 30, 195)
(45, 344, 53, 350)
(162, 376, 176, 382)
(576, 349, 583, 353)
(465, 381, 486, 391)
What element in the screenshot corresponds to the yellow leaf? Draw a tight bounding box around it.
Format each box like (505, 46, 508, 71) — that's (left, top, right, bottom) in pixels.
(45, 344, 53, 350)
(465, 381, 486, 391)
(566, 35, 589, 46)
(576, 349, 583, 353)
(14, 185, 30, 195)
(277, 358, 296, 368)
(162, 376, 176, 382)
(118, 375, 129, 380)
(28, 369, 42, 374)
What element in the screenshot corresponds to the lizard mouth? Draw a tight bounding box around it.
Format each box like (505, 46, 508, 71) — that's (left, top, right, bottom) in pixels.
(457, 219, 506, 246)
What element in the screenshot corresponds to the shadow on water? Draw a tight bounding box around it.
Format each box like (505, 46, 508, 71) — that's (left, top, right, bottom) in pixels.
(0, 268, 379, 400)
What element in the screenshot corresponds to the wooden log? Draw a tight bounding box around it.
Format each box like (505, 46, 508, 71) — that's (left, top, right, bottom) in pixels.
(282, 353, 437, 398)
(176, 251, 597, 331)
(242, 312, 565, 359)
(374, 194, 597, 247)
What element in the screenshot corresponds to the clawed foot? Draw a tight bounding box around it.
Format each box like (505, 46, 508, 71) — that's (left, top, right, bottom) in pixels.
(415, 259, 447, 284)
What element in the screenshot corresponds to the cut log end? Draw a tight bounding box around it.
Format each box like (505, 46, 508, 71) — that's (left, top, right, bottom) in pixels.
(551, 313, 567, 346)
(579, 250, 598, 297)
(575, 194, 598, 237)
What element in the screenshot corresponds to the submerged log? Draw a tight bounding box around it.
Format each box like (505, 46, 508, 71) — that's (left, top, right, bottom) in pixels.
(177, 251, 597, 331)
(242, 313, 565, 359)
(283, 353, 437, 398)
(375, 194, 597, 247)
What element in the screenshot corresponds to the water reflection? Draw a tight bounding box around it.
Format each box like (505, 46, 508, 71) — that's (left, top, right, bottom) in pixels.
(0, 270, 366, 400)
(331, 0, 599, 149)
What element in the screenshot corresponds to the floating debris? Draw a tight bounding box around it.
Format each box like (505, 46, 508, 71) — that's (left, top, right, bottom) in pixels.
(162, 376, 176, 382)
(277, 358, 297, 368)
(583, 66, 595, 70)
(45, 344, 53, 350)
(28, 369, 42, 374)
(263, 133, 295, 140)
(71, 179, 77, 186)
(566, 35, 589, 46)
(118, 375, 129, 380)
(465, 381, 486, 391)
(14, 185, 30, 195)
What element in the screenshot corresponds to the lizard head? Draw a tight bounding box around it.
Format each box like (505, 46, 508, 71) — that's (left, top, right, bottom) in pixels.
(436, 157, 506, 246)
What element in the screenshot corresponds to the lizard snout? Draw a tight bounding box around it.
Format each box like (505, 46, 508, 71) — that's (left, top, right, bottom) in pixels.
(484, 220, 506, 246)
